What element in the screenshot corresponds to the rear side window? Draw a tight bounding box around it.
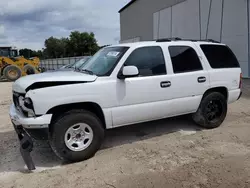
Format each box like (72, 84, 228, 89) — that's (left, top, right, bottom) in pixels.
(124, 46, 166, 76)
(169, 46, 203, 73)
(200, 45, 240, 68)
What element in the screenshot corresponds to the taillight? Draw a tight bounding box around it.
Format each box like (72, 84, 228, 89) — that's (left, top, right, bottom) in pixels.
(239, 73, 242, 89)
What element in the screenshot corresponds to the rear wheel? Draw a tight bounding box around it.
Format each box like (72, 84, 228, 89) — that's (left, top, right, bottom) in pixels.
(49, 109, 104, 162)
(3, 65, 22, 81)
(23, 64, 36, 75)
(192, 92, 227, 129)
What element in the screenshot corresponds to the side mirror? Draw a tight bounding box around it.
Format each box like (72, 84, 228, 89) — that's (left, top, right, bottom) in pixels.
(118, 66, 139, 79)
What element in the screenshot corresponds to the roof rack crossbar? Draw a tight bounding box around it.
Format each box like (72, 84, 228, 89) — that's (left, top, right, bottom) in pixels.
(205, 39, 220, 43)
(156, 38, 220, 43)
(156, 37, 182, 42)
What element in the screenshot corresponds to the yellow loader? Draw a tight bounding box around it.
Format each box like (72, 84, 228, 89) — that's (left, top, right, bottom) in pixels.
(0, 46, 40, 81)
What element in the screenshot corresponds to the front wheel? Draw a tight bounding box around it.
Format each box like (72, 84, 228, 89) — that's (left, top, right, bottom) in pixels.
(3, 65, 22, 81)
(49, 109, 105, 162)
(192, 92, 227, 129)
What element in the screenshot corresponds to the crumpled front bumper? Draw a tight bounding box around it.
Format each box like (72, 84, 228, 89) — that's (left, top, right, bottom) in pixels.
(9, 103, 52, 129)
(12, 123, 36, 170)
(9, 103, 52, 170)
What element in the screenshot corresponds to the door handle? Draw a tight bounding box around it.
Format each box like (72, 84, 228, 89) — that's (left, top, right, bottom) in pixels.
(198, 77, 206, 83)
(160, 81, 171, 88)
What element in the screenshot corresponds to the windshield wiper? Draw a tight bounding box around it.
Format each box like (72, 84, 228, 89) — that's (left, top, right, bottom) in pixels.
(75, 68, 94, 75)
(82, 69, 94, 75)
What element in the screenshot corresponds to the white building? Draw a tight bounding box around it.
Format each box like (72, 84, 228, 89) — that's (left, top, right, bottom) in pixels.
(119, 0, 250, 77)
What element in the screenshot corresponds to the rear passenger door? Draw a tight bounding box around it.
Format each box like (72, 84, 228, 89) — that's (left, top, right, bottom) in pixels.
(166, 44, 210, 115)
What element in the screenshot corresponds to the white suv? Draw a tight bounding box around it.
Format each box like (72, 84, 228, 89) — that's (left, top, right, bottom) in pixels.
(9, 39, 242, 170)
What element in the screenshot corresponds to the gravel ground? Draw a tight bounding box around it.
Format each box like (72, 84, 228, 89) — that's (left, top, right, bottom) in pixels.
(0, 80, 250, 188)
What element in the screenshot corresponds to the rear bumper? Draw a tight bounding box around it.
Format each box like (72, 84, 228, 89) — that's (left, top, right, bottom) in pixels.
(9, 103, 52, 129)
(237, 91, 242, 100)
(228, 89, 242, 104)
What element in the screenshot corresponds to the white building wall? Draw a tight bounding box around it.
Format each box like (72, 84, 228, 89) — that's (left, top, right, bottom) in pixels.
(153, 12, 160, 40)
(120, 37, 141, 44)
(222, 0, 248, 77)
(206, 0, 223, 42)
(153, 0, 249, 77)
(200, 0, 210, 39)
(172, 0, 200, 39)
(159, 8, 172, 39)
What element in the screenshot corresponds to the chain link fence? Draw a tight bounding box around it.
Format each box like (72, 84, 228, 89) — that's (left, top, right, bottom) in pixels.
(39, 56, 89, 71)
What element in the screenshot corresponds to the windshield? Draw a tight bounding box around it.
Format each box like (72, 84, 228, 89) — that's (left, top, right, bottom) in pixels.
(80, 47, 129, 76)
(74, 57, 90, 69)
(0, 49, 10, 57)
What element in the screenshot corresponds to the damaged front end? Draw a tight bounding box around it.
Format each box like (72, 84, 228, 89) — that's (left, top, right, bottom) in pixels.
(13, 124, 35, 170)
(10, 100, 52, 170)
(9, 71, 97, 170)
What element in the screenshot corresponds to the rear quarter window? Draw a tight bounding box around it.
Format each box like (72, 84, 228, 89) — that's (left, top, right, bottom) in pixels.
(200, 45, 240, 69)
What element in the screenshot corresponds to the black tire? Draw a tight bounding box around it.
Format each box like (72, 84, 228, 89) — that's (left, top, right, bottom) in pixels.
(3, 65, 22, 81)
(49, 109, 105, 162)
(192, 92, 227, 129)
(23, 64, 36, 75)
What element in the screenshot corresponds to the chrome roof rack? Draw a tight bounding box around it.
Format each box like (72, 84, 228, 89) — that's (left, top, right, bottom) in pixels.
(156, 38, 220, 43)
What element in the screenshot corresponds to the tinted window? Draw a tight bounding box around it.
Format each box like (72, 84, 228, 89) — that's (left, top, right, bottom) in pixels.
(169, 46, 203, 74)
(200, 45, 240, 68)
(124, 46, 166, 76)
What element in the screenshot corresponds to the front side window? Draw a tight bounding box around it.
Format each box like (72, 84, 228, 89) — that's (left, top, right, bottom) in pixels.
(200, 45, 240, 69)
(169, 46, 203, 74)
(124, 46, 166, 76)
(80, 47, 129, 76)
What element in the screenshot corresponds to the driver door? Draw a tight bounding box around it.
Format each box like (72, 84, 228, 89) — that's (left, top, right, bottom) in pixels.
(112, 46, 174, 127)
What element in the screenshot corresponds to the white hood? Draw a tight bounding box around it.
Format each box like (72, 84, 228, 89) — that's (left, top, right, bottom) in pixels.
(13, 71, 97, 93)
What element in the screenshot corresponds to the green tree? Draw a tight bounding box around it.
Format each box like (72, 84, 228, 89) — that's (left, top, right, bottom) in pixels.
(60, 37, 70, 57)
(68, 31, 99, 56)
(44, 37, 64, 58)
(19, 48, 44, 59)
(19, 48, 44, 58)
(19, 48, 33, 58)
(36, 50, 43, 58)
(17, 31, 101, 59)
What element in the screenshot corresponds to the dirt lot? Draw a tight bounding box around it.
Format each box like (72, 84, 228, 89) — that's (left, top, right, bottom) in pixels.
(0, 81, 250, 188)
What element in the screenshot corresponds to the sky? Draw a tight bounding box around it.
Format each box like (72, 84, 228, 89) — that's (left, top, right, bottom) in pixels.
(0, 0, 130, 50)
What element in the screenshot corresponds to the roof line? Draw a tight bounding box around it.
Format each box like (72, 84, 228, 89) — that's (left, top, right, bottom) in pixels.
(118, 0, 137, 13)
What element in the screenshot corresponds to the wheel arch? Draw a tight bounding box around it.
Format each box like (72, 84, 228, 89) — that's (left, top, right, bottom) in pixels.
(202, 86, 228, 101)
(47, 102, 106, 130)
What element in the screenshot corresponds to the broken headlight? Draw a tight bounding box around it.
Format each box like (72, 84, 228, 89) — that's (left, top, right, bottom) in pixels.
(18, 96, 35, 117)
(23, 98, 33, 109)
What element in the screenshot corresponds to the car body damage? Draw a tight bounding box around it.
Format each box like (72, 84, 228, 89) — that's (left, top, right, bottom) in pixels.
(12, 71, 97, 93)
(25, 81, 89, 92)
